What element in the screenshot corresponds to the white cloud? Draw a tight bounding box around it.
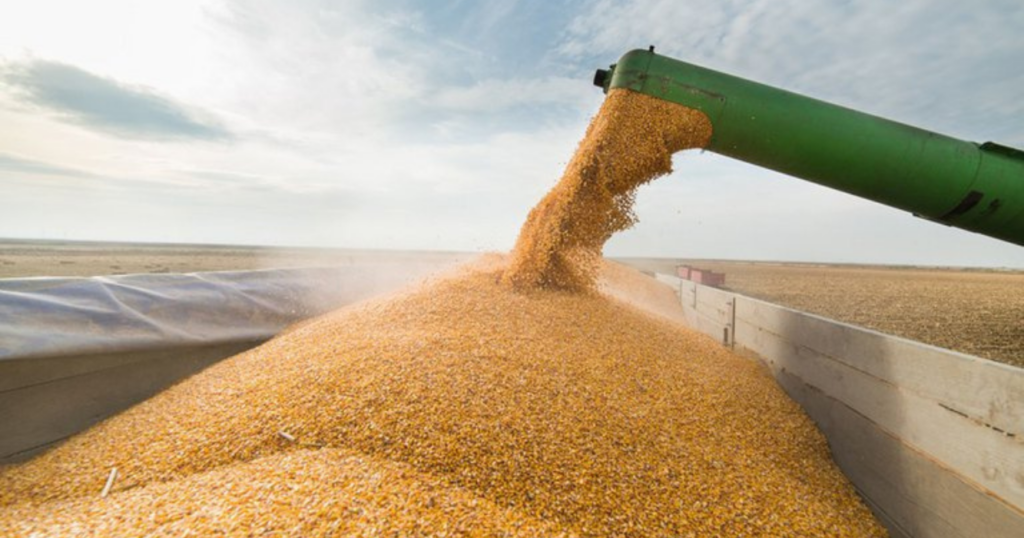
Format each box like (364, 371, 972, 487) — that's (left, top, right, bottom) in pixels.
(0, 0, 225, 104)
(433, 76, 592, 113)
(1, 59, 231, 140)
(200, 1, 429, 136)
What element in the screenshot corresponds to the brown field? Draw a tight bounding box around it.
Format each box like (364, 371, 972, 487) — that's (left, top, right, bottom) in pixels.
(2, 240, 1022, 368)
(624, 258, 1024, 368)
(0, 239, 466, 279)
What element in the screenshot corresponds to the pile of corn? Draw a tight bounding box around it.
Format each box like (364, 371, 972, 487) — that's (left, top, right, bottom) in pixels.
(0, 446, 567, 536)
(0, 256, 884, 536)
(503, 89, 712, 292)
(0, 88, 886, 536)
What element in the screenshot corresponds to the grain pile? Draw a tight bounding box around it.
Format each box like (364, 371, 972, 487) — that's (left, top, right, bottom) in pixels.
(0, 447, 567, 537)
(0, 87, 885, 536)
(0, 255, 884, 536)
(503, 89, 712, 292)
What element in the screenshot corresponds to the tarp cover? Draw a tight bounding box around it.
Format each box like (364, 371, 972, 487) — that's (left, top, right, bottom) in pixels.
(0, 263, 457, 361)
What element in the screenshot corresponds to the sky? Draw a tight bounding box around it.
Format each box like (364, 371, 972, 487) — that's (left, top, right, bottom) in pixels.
(1, 0, 1022, 267)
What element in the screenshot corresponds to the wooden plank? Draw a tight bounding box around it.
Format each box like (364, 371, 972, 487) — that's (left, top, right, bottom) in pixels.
(695, 296, 730, 325)
(770, 367, 1023, 538)
(694, 283, 732, 302)
(677, 282, 734, 345)
(689, 312, 728, 344)
(657, 274, 1024, 536)
(736, 297, 1024, 436)
(679, 282, 699, 329)
(0, 341, 259, 462)
(687, 284, 730, 323)
(680, 280, 696, 306)
(737, 316, 1024, 510)
(653, 273, 682, 290)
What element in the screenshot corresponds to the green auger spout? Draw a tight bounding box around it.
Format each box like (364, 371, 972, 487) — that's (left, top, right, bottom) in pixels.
(594, 48, 1024, 247)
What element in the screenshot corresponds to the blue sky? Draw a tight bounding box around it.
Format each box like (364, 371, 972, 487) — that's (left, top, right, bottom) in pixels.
(1, 0, 1023, 267)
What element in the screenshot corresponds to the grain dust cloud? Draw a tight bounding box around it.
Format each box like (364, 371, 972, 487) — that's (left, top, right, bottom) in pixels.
(0, 89, 886, 536)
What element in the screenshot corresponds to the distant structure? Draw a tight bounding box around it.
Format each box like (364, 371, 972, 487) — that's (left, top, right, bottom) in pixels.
(676, 265, 726, 288)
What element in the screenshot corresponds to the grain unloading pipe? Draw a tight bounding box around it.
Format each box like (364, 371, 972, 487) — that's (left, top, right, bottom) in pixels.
(594, 48, 1024, 247)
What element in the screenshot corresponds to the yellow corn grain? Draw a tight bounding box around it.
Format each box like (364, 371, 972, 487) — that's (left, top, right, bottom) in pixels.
(503, 89, 712, 292)
(0, 257, 886, 536)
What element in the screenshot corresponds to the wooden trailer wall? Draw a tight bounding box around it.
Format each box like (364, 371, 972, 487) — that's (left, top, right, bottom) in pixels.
(655, 273, 1023, 538)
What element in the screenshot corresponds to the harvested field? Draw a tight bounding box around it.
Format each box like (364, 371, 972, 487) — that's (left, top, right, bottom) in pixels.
(711, 263, 1024, 368)
(0, 238, 469, 279)
(0, 255, 885, 536)
(624, 259, 1024, 368)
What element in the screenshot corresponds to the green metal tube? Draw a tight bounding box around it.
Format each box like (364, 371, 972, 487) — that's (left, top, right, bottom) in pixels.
(595, 49, 1024, 247)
